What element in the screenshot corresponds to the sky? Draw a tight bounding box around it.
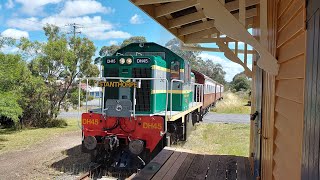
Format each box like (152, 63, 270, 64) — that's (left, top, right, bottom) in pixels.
(0, 0, 251, 82)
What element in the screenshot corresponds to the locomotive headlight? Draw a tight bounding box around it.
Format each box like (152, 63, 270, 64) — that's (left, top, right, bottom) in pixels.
(126, 58, 132, 64)
(119, 58, 125, 64)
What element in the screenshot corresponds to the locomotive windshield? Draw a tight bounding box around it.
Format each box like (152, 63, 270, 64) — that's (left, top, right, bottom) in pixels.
(170, 61, 180, 79)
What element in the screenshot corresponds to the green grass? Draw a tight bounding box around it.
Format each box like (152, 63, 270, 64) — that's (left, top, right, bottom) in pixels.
(212, 92, 251, 114)
(0, 118, 80, 154)
(175, 123, 250, 156)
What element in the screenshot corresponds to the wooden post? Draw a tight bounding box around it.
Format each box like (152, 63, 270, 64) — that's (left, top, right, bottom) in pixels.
(235, 41, 239, 57)
(239, 0, 246, 26)
(244, 43, 248, 65)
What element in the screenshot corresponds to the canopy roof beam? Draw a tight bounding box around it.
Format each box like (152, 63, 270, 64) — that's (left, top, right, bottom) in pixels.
(133, 0, 184, 5)
(130, 0, 279, 75)
(168, 10, 206, 29)
(178, 20, 215, 36)
(181, 44, 255, 54)
(184, 28, 219, 43)
(226, 0, 260, 11)
(155, 0, 199, 18)
(185, 36, 235, 43)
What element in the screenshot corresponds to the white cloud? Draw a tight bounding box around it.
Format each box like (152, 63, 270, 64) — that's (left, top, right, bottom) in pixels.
(7, 17, 42, 31)
(5, 0, 14, 9)
(130, 14, 144, 24)
(59, 0, 114, 17)
(199, 53, 245, 82)
(109, 40, 118, 45)
(0, 45, 19, 54)
(89, 31, 131, 40)
(1, 28, 29, 39)
(15, 0, 63, 15)
(6, 15, 131, 40)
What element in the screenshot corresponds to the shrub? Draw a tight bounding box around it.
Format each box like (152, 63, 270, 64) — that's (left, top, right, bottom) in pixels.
(46, 118, 68, 128)
(212, 92, 251, 114)
(0, 92, 23, 125)
(88, 95, 94, 101)
(230, 71, 251, 92)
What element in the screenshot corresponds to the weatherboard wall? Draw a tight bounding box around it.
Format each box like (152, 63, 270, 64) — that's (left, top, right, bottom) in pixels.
(273, 0, 306, 179)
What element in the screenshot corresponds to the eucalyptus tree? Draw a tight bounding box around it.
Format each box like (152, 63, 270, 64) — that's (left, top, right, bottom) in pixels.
(19, 25, 99, 118)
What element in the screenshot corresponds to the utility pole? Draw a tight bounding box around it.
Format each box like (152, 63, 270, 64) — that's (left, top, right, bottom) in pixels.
(65, 23, 83, 80)
(66, 23, 82, 39)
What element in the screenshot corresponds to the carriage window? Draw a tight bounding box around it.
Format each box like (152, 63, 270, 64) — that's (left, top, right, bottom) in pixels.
(187, 64, 191, 82)
(184, 64, 190, 82)
(170, 61, 180, 79)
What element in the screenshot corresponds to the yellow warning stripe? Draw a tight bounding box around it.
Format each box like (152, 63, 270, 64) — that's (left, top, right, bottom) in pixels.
(151, 65, 169, 72)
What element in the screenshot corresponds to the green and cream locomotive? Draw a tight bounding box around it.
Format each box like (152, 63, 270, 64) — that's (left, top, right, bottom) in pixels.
(80, 42, 223, 169)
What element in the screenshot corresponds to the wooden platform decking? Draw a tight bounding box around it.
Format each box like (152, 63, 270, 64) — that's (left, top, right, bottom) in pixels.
(132, 148, 254, 180)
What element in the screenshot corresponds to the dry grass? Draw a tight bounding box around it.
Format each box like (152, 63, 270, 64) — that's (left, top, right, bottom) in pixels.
(0, 118, 79, 154)
(175, 123, 250, 156)
(212, 92, 251, 114)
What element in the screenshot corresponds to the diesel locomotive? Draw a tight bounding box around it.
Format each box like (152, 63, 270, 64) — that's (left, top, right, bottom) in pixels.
(80, 42, 223, 169)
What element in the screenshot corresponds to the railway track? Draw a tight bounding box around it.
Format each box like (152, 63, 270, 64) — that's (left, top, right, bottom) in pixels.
(77, 164, 102, 180)
(77, 163, 137, 180)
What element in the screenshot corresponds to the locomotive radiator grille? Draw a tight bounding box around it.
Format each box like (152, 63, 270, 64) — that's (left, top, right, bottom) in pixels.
(132, 68, 152, 112)
(105, 68, 119, 99)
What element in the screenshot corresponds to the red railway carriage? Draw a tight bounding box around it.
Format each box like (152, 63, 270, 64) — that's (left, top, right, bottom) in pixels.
(192, 70, 224, 117)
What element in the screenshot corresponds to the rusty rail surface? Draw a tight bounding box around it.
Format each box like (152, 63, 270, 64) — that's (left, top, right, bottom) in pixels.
(77, 164, 101, 180)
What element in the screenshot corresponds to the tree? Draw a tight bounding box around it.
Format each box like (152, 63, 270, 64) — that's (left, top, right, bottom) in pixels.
(230, 71, 251, 92)
(99, 44, 120, 56)
(0, 53, 31, 126)
(165, 38, 226, 85)
(19, 25, 99, 119)
(120, 36, 147, 48)
(165, 38, 200, 68)
(201, 60, 226, 85)
(98, 36, 147, 59)
(19, 76, 50, 127)
(0, 36, 15, 49)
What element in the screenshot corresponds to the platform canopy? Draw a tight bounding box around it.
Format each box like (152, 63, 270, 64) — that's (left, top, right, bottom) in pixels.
(130, 0, 279, 77)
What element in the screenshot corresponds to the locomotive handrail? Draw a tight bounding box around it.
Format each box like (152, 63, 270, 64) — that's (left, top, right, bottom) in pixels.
(170, 79, 184, 119)
(78, 77, 169, 137)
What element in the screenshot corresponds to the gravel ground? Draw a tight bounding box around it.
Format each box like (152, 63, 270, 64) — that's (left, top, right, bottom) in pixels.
(0, 131, 91, 180)
(203, 112, 250, 124)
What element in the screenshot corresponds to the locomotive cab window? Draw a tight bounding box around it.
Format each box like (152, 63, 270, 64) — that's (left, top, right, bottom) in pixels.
(170, 61, 180, 79)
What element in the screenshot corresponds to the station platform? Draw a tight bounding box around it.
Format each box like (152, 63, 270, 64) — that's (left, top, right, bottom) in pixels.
(131, 147, 254, 180)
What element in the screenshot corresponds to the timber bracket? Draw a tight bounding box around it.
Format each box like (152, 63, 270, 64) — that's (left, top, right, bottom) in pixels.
(199, 0, 279, 75)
